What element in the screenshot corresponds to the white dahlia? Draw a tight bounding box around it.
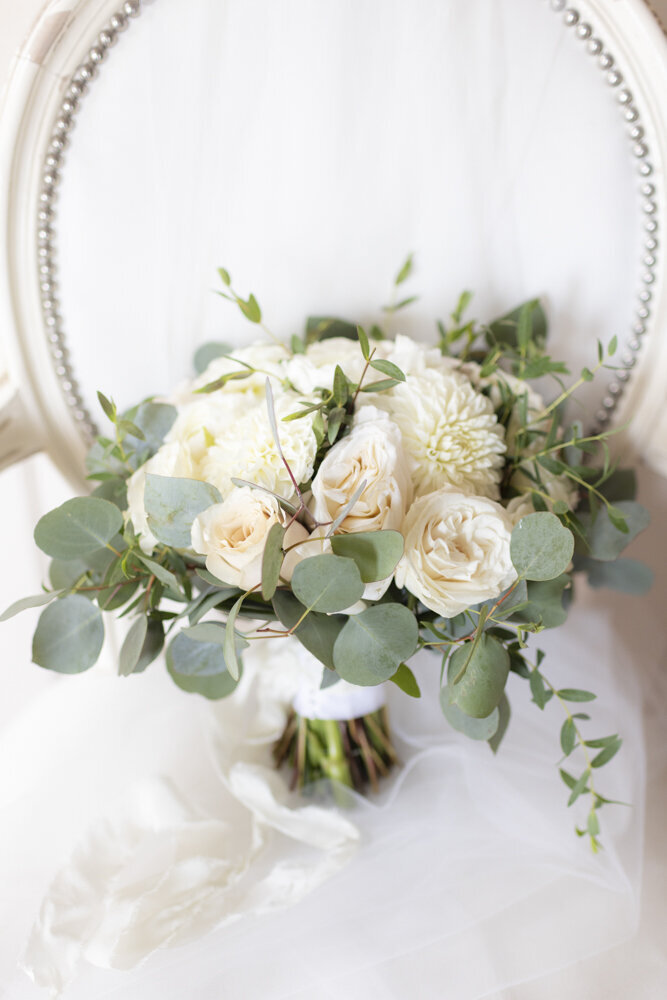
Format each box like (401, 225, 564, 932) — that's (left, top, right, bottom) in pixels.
(364, 368, 506, 499)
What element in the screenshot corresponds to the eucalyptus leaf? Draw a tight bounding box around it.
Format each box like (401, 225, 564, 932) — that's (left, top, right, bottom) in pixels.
(136, 554, 183, 595)
(49, 559, 88, 590)
(183, 621, 227, 644)
(130, 401, 178, 453)
(34, 497, 123, 560)
(223, 593, 248, 681)
(262, 523, 286, 601)
(193, 341, 232, 374)
(32, 595, 104, 674)
(119, 615, 148, 676)
(488, 299, 546, 349)
(447, 634, 510, 718)
(330, 530, 404, 583)
(166, 632, 240, 699)
(91, 477, 128, 511)
(579, 556, 653, 595)
(488, 694, 511, 754)
(305, 316, 358, 343)
(144, 474, 222, 548)
(291, 554, 364, 613)
(134, 618, 165, 673)
(440, 689, 500, 741)
(0, 590, 60, 622)
(510, 512, 574, 581)
(519, 574, 571, 628)
(333, 604, 418, 685)
(578, 501, 649, 562)
(272, 590, 345, 670)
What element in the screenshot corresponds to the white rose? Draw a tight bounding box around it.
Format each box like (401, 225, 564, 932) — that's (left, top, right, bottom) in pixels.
(191, 487, 308, 590)
(311, 407, 412, 533)
(395, 489, 516, 618)
(126, 441, 194, 554)
(360, 367, 506, 499)
(309, 408, 412, 599)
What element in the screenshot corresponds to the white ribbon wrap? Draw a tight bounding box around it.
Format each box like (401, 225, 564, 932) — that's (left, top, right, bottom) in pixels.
(289, 642, 388, 720)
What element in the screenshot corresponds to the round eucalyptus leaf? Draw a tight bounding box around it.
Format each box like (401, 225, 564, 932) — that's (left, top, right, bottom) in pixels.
(34, 497, 123, 560)
(48, 558, 89, 591)
(32, 595, 104, 674)
(440, 687, 500, 741)
(333, 604, 419, 686)
(144, 475, 222, 549)
(578, 501, 650, 562)
(510, 512, 574, 581)
(447, 634, 510, 718)
(166, 631, 240, 699)
(291, 554, 364, 613)
(193, 341, 232, 374)
(330, 530, 404, 583)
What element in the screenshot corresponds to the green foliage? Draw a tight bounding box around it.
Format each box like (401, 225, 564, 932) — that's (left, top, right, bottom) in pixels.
(32, 595, 104, 673)
(578, 557, 653, 595)
(389, 662, 421, 698)
(273, 591, 346, 670)
(144, 474, 221, 549)
(446, 634, 510, 718)
(440, 691, 500, 740)
(291, 554, 364, 613)
(261, 523, 286, 601)
(510, 512, 574, 581)
(330, 530, 404, 583)
(193, 341, 232, 374)
(0, 590, 60, 622)
(34, 497, 123, 560)
(577, 501, 649, 561)
(333, 604, 418, 685)
(166, 631, 241, 699)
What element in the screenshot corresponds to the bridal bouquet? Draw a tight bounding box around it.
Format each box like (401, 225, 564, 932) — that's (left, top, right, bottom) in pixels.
(4, 261, 650, 848)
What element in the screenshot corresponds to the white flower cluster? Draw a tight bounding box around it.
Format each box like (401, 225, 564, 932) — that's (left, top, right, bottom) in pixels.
(126, 335, 564, 618)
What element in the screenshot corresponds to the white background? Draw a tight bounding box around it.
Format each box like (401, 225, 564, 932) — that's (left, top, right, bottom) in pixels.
(0, 2, 666, 998)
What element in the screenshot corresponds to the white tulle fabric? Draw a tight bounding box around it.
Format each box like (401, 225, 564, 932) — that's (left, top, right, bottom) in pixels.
(0, 601, 642, 1000)
(0, 0, 651, 995)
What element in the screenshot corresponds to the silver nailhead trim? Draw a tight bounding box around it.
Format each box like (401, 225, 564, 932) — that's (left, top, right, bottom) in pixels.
(37, 2, 145, 440)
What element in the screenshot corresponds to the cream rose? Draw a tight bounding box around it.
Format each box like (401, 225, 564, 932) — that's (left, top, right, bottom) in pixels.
(311, 407, 412, 533)
(126, 441, 194, 554)
(395, 489, 516, 618)
(190, 487, 308, 590)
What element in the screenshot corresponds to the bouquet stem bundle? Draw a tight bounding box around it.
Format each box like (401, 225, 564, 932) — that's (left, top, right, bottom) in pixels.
(274, 708, 397, 794)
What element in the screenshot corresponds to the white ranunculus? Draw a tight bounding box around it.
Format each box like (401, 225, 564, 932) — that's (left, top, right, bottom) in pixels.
(126, 441, 195, 554)
(381, 334, 482, 384)
(165, 393, 250, 465)
(361, 367, 506, 499)
(191, 487, 308, 590)
(395, 489, 516, 618)
(285, 337, 372, 396)
(189, 343, 289, 399)
(197, 390, 318, 501)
